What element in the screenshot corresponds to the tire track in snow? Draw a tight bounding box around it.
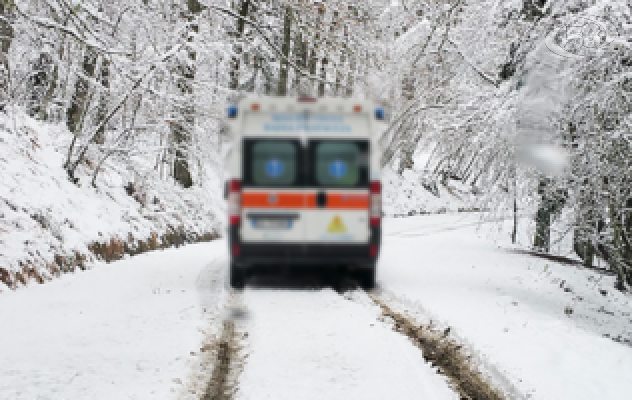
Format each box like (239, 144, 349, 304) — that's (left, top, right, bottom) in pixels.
(180, 258, 248, 400)
(236, 275, 463, 399)
(200, 283, 250, 400)
(189, 289, 248, 400)
(207, 270, 513, 399)
(335, 281, 515, 400)
(202, 317, 241, 400)
(368, 293, 506, 400)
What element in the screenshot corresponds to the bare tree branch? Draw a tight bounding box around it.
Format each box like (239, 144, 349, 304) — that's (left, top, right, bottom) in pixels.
(66, 41, 186, 181)
(208, 4, 347, 90)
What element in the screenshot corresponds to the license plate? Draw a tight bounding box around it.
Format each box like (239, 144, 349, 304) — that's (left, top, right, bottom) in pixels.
(253, 218, 292, 230)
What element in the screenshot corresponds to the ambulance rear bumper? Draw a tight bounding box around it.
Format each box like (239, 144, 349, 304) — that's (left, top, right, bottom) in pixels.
(229, 227, 380, 268)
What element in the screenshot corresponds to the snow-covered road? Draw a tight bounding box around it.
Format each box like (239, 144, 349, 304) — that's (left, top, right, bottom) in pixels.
(0, 241, 227, 399)
(236, 288, 456, 400)
(1, 214, 631, 399)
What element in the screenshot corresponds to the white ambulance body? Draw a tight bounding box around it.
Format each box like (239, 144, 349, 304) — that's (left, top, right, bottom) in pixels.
(225, 96, 383, 288)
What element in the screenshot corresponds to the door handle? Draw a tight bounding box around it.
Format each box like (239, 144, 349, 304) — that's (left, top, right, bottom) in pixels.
(316, 191, 327, 208)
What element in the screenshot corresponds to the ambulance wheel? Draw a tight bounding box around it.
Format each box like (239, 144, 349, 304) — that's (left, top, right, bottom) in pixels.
(229, 262, 245, 289)
(356, 264, 376, 290)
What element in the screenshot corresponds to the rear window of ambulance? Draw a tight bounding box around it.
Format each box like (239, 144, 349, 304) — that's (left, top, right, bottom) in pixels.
(311, 140, 369, 187)
(243, 139, 300, 187)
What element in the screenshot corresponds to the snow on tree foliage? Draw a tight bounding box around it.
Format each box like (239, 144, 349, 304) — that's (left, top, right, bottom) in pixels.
(0, 0, 629, 289)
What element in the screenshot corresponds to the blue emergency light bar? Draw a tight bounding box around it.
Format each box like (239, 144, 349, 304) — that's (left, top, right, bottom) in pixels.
(227, 105, 238, 118)
(375, 108, 385, 120)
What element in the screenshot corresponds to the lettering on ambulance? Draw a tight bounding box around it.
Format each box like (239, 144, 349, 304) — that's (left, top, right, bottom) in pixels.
(263, 114, 352, 132)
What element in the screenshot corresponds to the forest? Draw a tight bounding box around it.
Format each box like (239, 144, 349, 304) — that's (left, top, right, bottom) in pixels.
(1, 0, 631, 289)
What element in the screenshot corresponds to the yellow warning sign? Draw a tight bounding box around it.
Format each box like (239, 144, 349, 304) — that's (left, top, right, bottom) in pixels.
(327, 215, 347, 233)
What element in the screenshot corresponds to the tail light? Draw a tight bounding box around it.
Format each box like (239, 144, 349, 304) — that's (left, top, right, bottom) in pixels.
(370, 244, 377, 258)
(370, 180, 381, 227)
(228, 179, 241, 225)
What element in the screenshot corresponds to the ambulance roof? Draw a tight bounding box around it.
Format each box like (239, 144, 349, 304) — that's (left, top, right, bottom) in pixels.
(233, 97, 378, 138)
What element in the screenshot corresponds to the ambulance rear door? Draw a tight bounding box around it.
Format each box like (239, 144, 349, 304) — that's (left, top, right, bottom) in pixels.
(303, 113, 372, 244)
(239, 135, 307, 244)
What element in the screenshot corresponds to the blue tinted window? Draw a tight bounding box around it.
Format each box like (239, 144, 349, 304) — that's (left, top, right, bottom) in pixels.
(250, 141, 297, 186)
(314, 141, 367, 186)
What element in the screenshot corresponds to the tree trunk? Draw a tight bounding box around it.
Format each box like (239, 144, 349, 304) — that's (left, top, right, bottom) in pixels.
(0, 3, 14, 110)
(263, 63, 273, 95)
(308, 48, 317, 96)
(66, 47, 97, 135)
(624, 198, 632, 285)
(291, 32, 306, 95)
(573, 189, 597, 266)
(313, 3, 326, 97)
(533, 179, 552, 252)
(512, 198, 518, 244)
(318, 58, 327, 97)
(291, 32, 300, 95)
(573, 227, 594, 266)
(35, 10, 67, 121)
(397, 119, 417, 174)
(608, 200, 629, 289)
(63, 46, 97, 183)
(335, 64, 342, 96)
(533, 179, 566, 253)
(39, 66, 58, 121)
(170, 0, 203, 189)
(249, 55, 259, 93)
(346, 55, 355, 98)
(533, 201, 551, 252)
(229, 0, 250, 91)
(277, 5, 292, 97)
(27, 53, 53, 118)
(0, 4, 12, 55)
(93, 57, 110, 145)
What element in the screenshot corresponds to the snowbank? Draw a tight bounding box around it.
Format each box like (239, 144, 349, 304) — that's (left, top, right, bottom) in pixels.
(382, 167, 482, 217)
(0, 112, 222, 291)
(380, 214, 632, 399)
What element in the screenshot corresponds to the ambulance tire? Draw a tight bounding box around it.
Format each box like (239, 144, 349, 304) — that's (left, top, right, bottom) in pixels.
(229, 262, 245, 289)
(356, 264, 376, 290)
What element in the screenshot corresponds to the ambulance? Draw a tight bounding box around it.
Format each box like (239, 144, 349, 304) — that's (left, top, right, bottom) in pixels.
(224, 96, 384, 288)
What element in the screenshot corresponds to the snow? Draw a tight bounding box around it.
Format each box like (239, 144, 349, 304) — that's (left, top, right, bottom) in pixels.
(382, 167, 479, 217)
(0, 112, 222, 289)
(0, 240, 227, 399)
(2, 213, 630, 399)
(237, 288, 457, 400)
(379, 214, 632, 400)
(3, 0, 631, 396)
(393, 19, 432, 56)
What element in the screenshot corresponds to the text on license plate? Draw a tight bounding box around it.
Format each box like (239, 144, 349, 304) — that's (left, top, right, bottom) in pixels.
(252, 218, 292, 230)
